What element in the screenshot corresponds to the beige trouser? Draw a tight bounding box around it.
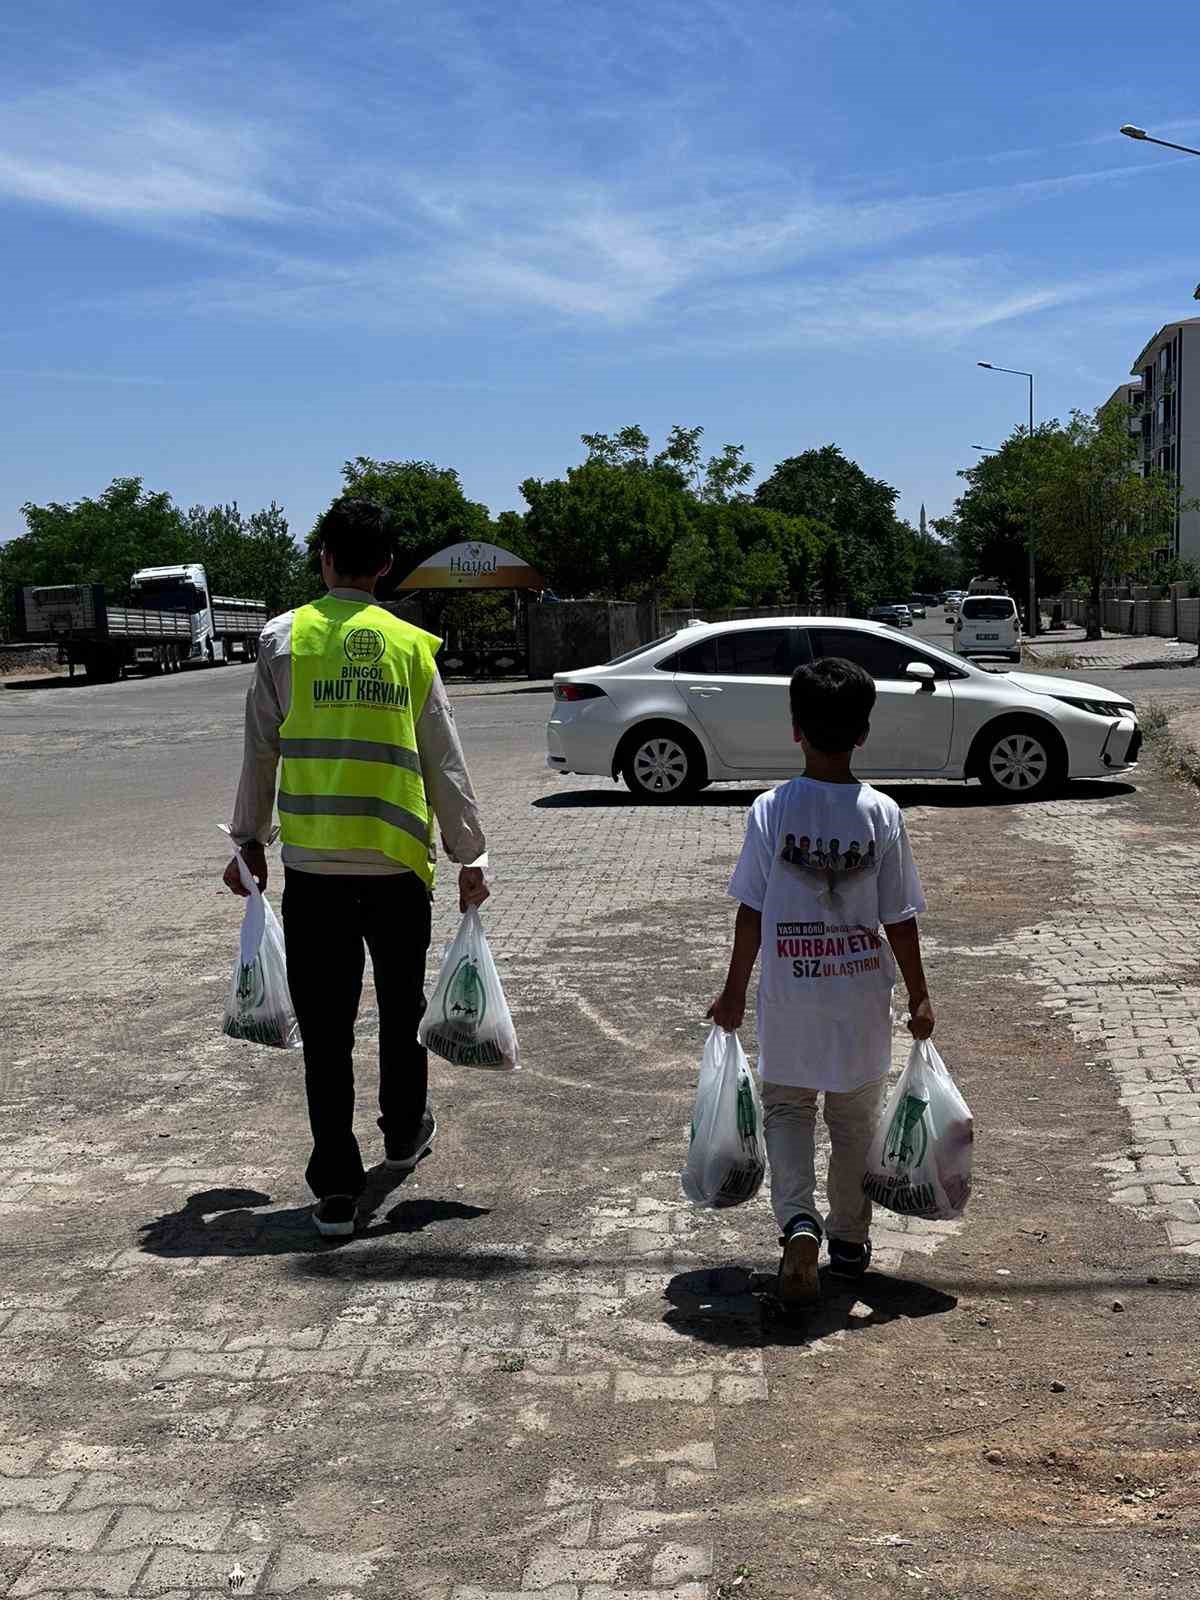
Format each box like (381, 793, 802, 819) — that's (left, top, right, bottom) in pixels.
(762, 1076, 889, 1244)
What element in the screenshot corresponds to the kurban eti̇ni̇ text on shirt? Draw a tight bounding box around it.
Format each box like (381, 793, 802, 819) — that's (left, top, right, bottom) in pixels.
(728, 776, 926, 1092)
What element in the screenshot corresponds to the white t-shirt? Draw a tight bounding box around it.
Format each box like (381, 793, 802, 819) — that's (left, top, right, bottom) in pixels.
(728, 777, 926, 1091)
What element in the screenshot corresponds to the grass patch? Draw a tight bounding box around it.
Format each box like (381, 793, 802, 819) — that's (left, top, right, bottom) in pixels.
(1023, 647, 1077, 670)
(1138, 701, 1200, 787)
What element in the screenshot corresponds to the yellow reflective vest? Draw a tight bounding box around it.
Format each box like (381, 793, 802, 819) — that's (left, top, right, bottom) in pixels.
(277, 596, 441, 884)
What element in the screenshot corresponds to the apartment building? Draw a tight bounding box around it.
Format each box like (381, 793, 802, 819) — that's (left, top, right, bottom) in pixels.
(1130, 318, 1200, 561)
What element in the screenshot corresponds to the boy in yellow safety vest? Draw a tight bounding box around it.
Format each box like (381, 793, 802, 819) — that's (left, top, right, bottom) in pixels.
(222, 498, 490, 1238)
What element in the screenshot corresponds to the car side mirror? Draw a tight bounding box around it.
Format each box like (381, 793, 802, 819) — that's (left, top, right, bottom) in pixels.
(906, 661, 936, 691)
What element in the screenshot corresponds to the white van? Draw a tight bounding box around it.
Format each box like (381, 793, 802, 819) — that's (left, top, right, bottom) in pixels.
(955, 593, 1021, 662)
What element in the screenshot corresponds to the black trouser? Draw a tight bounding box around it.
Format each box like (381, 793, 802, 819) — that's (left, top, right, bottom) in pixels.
(281, 868, 433, 1199)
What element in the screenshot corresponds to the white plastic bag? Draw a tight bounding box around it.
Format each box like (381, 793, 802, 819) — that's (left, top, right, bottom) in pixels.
(419, 907, 518, 1071)
(222, 852, 302, 1050)
(863, 1039, 973, 1220)
(681, 1027, 766, 1209)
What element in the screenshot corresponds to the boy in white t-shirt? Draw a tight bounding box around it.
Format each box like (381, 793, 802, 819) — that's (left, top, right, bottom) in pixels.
(708, 656, 935, 1310)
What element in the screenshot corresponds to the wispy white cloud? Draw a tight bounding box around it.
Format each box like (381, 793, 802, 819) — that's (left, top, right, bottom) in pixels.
(0, 3, 1189, 361)
(0, 77, 292, 221)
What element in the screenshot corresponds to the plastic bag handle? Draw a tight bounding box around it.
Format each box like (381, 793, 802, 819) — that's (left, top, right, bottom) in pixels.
(220, 825, 266, 962)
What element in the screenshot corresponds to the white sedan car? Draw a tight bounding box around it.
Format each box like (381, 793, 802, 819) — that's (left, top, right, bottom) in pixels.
(545, 616, 1141, 802)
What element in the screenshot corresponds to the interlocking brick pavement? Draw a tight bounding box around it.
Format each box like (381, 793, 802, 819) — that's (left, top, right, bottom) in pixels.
(928, 780, 1200, 1253)
(22, 679, 1199, 1595)
(1023, 630, 1194, 670)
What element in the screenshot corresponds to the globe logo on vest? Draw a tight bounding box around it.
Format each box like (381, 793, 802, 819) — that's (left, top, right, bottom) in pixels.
(344, 627, 386, 665)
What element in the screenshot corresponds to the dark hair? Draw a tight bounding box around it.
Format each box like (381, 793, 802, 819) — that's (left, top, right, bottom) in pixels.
(789, 657, 875, 753)
(316, 498, 394, 576)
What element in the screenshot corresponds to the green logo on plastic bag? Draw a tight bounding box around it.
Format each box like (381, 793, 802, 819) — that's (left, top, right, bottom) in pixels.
(443, 956, 485, 1033)
(883, 1092, 928, 1171)
(235, 958, 265, 1017)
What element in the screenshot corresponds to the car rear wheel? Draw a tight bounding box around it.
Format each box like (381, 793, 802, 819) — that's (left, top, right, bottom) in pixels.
(621, 725, 705, 801)
(975, 719, 1065, 800)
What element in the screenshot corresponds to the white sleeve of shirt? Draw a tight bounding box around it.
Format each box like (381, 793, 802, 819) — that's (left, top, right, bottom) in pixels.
(727, 793, 774, 912)
(877, 814, 927, 925)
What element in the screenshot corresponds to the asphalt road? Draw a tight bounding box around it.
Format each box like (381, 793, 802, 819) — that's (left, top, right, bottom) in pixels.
(3, 653, 1200, 1597)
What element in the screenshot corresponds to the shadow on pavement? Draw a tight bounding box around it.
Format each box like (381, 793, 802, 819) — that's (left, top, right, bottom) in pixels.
(664, 1263, 956, 1347)
(534, 780, 1135, 812)
(534, 788, 767, 809)
(2, 674, 89, 692)
(138, 1179, 492, 1260)
(878, 778, 1136, 811)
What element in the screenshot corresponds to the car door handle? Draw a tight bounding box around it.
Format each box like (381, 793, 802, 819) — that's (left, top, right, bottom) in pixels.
(688, 686, 723, 698)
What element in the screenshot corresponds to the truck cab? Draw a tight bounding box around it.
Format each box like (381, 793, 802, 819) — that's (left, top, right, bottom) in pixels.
(130, 564, 219, 663)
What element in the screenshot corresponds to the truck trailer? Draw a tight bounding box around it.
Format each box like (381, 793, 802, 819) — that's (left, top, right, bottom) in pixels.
(15, 564, 268, 682)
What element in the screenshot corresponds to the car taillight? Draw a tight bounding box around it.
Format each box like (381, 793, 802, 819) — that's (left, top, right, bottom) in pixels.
(554, 682, 606, 702)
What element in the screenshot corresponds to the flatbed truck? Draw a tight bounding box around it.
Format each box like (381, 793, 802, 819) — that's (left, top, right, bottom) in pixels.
(14, 564, 268, 682)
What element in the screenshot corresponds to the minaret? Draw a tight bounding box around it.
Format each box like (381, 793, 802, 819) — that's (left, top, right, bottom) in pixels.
(919, 503, 927, 537)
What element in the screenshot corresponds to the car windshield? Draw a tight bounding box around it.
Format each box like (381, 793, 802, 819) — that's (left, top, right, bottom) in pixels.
(963, 598, 1015, 620)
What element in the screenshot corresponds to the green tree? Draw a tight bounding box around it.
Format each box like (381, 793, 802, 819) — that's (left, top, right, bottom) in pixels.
(754, 445, 910, 611)
(184, 501, 310, 613)
(520, 454, 693, 601)
(316, 458, 492, 594)
(5, 478, 188, 599)
(1030, 405, 1180, 639)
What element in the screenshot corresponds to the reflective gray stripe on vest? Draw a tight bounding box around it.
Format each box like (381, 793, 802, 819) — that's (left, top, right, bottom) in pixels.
(277, 791, 430, 844)
(280, 737, 422, 775)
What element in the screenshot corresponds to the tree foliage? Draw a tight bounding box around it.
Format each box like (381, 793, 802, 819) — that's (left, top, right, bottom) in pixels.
(754, 444, 916, 610)
(0, 478, 312, 637)
(1030, 406, 1178, 636)
(942, 405, 1178, 638)
(314, 458, 492, 596)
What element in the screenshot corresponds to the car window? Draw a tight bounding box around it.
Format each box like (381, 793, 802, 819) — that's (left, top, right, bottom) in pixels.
(720, 628, 793, 677)
(962, 598, 1016, 621)
(669, 636, 720, 674)
(810, 627, 954, 681)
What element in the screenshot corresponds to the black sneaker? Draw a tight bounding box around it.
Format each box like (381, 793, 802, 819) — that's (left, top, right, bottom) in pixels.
(384, 1109, 437, 1172)
(828, 1238, 872, 1281)
(777, 1215, 822, 1310)
(313, 1195, 357, 1239)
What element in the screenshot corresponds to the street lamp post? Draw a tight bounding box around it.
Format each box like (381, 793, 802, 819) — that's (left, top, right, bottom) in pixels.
(1120, 124, 1200, 157)
(977, 362, 1038, 636)
(1120, 126, 1200, 297)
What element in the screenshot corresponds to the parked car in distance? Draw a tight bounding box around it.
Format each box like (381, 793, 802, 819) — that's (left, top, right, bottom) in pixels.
(907, 597, 927, 619)
(868, 603, 913, 627)
(546, 616, 1141, 803)
(955, 594, 1022, 662)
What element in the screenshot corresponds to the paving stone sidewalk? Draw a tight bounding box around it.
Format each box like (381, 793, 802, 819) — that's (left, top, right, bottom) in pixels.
(1023, 630, 1196, 671)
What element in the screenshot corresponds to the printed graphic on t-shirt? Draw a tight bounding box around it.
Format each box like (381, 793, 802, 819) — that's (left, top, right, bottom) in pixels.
(780, 832, 877, 877)
(775, 918, 885, 982)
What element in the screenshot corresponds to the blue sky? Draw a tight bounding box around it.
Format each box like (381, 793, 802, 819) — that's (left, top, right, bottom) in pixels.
(3, 0, 1200, 546)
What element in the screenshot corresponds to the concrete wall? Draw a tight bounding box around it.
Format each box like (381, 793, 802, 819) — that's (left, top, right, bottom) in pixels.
(527, 600, 648, 677)
(1056, 586, 1188, 637)
(1180, 598, 1200, 643)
